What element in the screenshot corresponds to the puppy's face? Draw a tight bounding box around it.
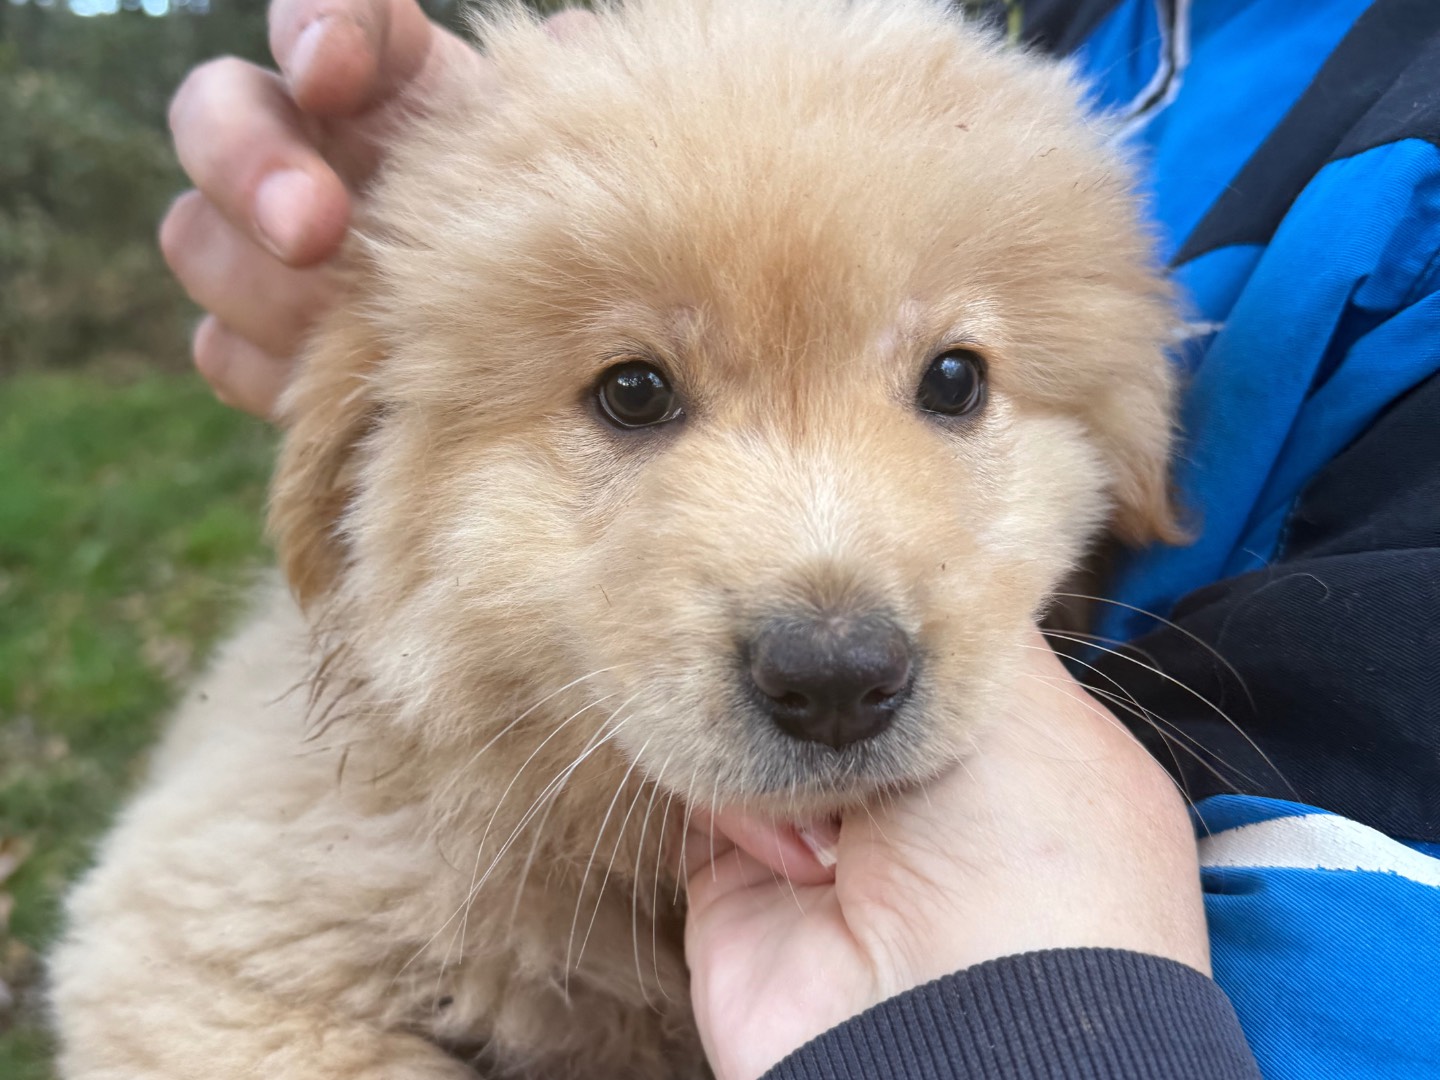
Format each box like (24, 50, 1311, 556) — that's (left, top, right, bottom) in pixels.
(274, 0, 1176, 817)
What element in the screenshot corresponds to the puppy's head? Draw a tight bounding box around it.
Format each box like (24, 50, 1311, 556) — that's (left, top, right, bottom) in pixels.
(273, 0, 1177, 815)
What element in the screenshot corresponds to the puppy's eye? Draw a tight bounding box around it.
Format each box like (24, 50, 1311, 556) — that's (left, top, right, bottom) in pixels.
(596, 361, 682, 429)
(917, 348, 986, 417)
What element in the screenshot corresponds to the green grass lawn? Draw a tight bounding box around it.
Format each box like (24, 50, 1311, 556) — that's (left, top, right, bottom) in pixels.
(0, 370, 275, 1079)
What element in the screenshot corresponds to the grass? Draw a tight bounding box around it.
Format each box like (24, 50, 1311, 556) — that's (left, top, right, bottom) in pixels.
(0, 370, 275, 1079)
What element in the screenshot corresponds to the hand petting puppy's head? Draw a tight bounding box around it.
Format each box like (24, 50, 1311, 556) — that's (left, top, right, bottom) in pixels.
(270, 0, 1177, 815)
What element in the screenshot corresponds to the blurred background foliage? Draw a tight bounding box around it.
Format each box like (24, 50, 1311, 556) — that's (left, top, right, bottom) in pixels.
(0, 0, 554, 1075)
(0, 0, 579, 373)
(0, 0, 271, 375)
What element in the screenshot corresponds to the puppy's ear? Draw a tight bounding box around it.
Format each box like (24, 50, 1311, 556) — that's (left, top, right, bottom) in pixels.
(269, 295, 384, 608)
(1093, 374, 1188, 548)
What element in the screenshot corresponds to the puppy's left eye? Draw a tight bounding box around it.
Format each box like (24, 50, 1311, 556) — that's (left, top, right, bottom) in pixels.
(597, 361, 682, 429)
(917, 348, 986, 417)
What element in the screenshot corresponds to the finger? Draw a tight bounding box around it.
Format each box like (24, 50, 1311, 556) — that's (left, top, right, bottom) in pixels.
(271, 2, 584, 188)
(169, 58, 350, 266)
(682, 810, 738, 882)
(269, 0, 465, 117)
(192, 317, 293, 421)
(683, 831, 783, 915)
(160, 192, 337, 359)
(686, 808, 835, 887)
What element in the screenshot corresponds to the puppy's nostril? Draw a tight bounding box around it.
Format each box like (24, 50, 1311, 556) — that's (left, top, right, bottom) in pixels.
(748, 613, 913, 751)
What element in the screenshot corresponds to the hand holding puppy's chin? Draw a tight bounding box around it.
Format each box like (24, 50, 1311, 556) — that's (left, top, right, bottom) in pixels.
(684, 628, 1209, 1080)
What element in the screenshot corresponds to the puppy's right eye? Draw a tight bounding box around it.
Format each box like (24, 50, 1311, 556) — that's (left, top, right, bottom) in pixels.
(917, 348, 986, 417)
(596, 361, 682, 429)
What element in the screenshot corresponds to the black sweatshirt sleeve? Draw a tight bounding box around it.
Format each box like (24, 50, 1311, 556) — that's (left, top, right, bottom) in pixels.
(762, 949, 1259, 1080)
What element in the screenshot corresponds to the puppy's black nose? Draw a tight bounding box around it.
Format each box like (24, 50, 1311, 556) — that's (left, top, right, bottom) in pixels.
(749, 614, 912, 750)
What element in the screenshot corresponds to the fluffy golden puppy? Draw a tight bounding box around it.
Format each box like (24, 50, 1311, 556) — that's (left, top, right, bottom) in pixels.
(51, 1, 1177, 1077)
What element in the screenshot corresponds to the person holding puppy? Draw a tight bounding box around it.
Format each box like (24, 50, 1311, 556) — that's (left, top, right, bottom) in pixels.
(159, 0, 1440, 1078)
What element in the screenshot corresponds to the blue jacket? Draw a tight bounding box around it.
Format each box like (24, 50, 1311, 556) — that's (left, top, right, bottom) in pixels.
(768, 2, 1440, 1077)
(1066, 2, 1440, 1075)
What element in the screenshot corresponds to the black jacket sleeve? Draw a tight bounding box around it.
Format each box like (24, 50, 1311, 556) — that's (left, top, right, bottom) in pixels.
(763, 949, 1259, 1080)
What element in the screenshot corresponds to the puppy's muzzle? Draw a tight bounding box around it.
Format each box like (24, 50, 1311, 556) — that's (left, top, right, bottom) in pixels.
(747, 613, 913, 750)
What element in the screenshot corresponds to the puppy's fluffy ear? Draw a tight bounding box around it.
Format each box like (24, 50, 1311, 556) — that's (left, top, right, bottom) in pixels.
(1095, 374, 1187, 548)
(269, 291, 383, 608)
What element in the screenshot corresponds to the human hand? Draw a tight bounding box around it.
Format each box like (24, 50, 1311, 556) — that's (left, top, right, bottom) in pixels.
(161, 0, 589, 417)
(684, 629, 1209, 1080)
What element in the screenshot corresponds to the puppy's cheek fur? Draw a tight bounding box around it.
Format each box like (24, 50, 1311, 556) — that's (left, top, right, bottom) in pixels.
(331, 421, 608, 751)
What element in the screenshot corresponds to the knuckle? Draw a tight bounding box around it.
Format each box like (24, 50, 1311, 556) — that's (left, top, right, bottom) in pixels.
(157, 191, 203, 270)
(282, 277, 335, 339)
(194, 329, 240, 409)
(191, 316, 218, 360)
(197, 352, 230, 403)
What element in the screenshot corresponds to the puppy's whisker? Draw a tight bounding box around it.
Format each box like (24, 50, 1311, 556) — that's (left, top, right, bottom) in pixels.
(1009, 670, 1141, 749)
(1007, 675, 1188, 823)
(425, 718, 635, 1001)
(393, 698, 622, 987)
(770, 800, 806, 915)
(505, 715, 626, 934)
(1039, 625, 1166, 670)
(456, 692, 619, 960)
(631, 750, 673, 1010)
(997, 691, 1161, 827)
(631, 794, 659, 1012)
(707, 784, 721, 884)
(1054, 656, 1244, 789)
(858, 797, 891, 848)
(1049, 593, 1257, 710)
(470, 712, 632, 926)
(675, 765, 700, 905)
(576, 742, 652, 974)
(651, 785, 679, 1003)
(565, 722, 644, 992)
(1077, 681, 1237, 798)
(504, 777, 567, 934)
(1037, 628, 1261, 790)
(1041, 628, 1295, 798)
(438, 667, 618, 805)
(1019, 641, 1243, 795)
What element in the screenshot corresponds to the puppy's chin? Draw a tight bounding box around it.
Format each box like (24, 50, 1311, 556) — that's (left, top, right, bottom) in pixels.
(714, 767, 934, 822)
(715, 757, 910, 818)
(645, 697, 985, 821)
(740, 736, 943, 807)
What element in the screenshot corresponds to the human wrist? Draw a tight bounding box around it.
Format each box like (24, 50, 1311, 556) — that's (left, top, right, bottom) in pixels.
(763, 949, 1256, 1080)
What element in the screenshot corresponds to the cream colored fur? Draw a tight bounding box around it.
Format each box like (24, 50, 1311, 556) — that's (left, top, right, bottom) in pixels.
(50, 1, 1178, 1077)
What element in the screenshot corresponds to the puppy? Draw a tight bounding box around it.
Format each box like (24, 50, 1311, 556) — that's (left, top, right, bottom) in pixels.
(50, 1, 1177, 1077)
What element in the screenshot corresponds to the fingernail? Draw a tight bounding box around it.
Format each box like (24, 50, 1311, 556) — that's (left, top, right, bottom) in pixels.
(797, 818, 841, 868)
(289, 17, 330, 85)
(254, 169, 315, 260)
